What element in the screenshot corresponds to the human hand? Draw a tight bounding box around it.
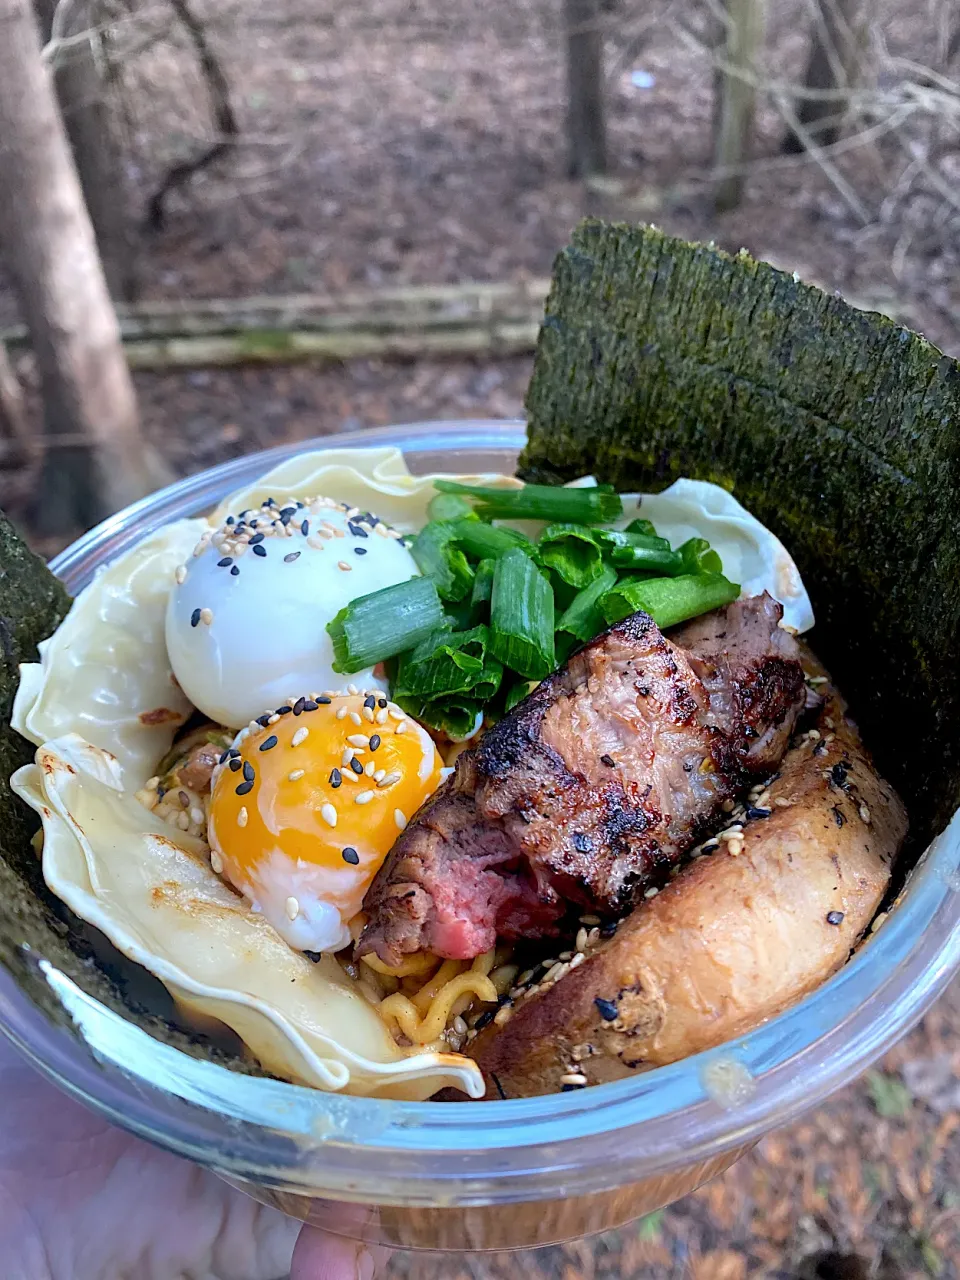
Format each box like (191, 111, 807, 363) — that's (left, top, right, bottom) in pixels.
(0, 1035, 387, 1280)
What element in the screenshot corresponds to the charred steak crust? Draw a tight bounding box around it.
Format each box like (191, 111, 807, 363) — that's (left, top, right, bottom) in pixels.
(358, 595, 806, 966)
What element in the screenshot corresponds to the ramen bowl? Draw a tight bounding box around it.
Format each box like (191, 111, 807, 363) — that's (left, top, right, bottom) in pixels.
(1, 421, 958, 1252)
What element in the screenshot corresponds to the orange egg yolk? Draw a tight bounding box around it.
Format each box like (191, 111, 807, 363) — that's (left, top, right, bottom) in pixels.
(208, 694, 443, 932)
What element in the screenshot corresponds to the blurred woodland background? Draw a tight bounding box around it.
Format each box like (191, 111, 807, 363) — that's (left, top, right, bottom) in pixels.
(0, 1, 959, 1276)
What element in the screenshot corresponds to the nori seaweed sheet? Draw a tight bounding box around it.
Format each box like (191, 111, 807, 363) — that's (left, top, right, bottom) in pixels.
(0, 511, 258, 1070)
(522, 219, 960, 849)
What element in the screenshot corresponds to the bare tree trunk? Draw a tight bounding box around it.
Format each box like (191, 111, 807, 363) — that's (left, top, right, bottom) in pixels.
(782, 0, 863, 154)
(34, 0, 138, 300)
(713, 0, 765, 211)
(0, 0, 167, 535)
(564, 0, 608, 179)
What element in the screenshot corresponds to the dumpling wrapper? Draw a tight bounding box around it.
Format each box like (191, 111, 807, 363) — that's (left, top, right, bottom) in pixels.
(12, 735, 482, 1099)
(10, 446, 811, 1100)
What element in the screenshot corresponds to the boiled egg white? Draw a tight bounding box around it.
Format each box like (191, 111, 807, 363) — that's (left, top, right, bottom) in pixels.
(165, 496, 419, 728)
(207, 691, 443, 952)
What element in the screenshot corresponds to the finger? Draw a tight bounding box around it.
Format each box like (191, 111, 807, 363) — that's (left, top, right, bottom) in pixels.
(290, 1224, 387, 1280)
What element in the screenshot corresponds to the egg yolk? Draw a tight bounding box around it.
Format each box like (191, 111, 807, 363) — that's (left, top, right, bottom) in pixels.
(208, 693, 443, 949)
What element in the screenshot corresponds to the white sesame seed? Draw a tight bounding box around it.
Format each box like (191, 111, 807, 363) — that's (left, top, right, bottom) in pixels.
(394, 720, 408, 734)
(346, 506, 360, 519)
(285, 896, 300, 921)
(347, 734, 368, 748)
(287, 769, 305, 782)
(190, 806, 205, 826)
(341, 748, 356, 768)
(175, 564, 187, 584)
(643, 886, 659, 899)
(320, 802, 338, 826)
(364, 760, 376, 776)
(859, 804, 871, 824)
(374, 523, 389, 537)
(338, 560, 352, 571)
(347, 684, 359, 695)
(394, 808, 407, 829)
(728, 838, 744, 856)
(292, 727, 309, 747)
(378, 770, 400, 788)
(336, 706, 348, 720)
(575, 927, 588, 953)
(361, 706, 374, 723)
(177, 811, 190, 831)
(374, 768, 386, 783)
(356, 790, 374, 804)
(210, 850, 224, 874)
(341, 769, 358, 783)
(580, 914, 600, 926)
(235, 806, 249, 829)
(199, 608, 213, 626)
(307, 536, 325, 551)
(267, 713, 281, 725)
(387, 704, 404, 718)
(560, 1072, 588, 1086)
(452, 1015, 468, 1036)
(570, 951, 586, 969)
(494, 1006, 512, 1027)
(375, 707, 389, 724)
(349, 711, 363, 726)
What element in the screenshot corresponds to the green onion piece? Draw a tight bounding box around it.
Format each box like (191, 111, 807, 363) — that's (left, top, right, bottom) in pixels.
(677, 537, 723, 576)
(608, 540, 684, 575)
(556, 563, 619, 644)
(450, 517, 533, 563)
(395, 695, 483, 740)
(410, 521, 475, 602)
(594, 528, 672, 553)
(625, 517, 658, 537)
(470, 557, 496, 619)
(392, 625, 502, 701)
(599, 573, 740, 630)
(489, 548, 556, 679)
(504, 678, 536, 713)
(537, 522, 605, 588)
(327, 576, 444, 673)
(434, 479, 623, 525)
(428, 492, 476, 522)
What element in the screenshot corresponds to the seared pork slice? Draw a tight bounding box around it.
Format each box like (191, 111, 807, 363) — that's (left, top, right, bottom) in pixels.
(358, 595, 806, 966)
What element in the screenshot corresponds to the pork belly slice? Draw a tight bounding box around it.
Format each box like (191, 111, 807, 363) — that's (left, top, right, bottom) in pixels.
(358, 594, 806, 966)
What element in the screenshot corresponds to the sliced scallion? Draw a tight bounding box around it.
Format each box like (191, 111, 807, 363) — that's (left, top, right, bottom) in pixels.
(327, 576, 445, 673)
(410, 521, 475, 602)
(434, 479, 623, 525)
(625, 517, 658, 537)
(677, 537, 723, 576)
(428, 492, 476, 522)
(599, 573, 740, 630)
(537, 522, 605, 588)
(395, 694, 483, 740)
(450, 518, 533, 563)
(489, 548, 555, 679)
(556, 563, 618, 644)
(392, 625, 502, 701)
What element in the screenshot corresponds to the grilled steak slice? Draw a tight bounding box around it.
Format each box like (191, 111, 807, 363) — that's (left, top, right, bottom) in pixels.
(358, 594, 806, 966)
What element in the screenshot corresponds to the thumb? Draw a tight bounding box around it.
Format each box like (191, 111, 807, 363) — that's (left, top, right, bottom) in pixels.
(289, 1214, 390, 1280)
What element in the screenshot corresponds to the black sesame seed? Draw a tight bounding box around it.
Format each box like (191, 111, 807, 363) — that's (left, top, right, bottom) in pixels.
(280, 511, 293, 526)
(316, 697, 332, 705)
(342, 846, 360, 865)
(561, 1082, 586, 1092)
(229, 747, 241, 757)
(280, 506, 296, 517)
(349, 757, 364, 774)
(252, 544, 267, 557)
(217, 557, 233, 568)
(284, 551, 301, 563)
(250, 529, 267, 543)
(573, 832, 593, 853)
(264, 497, 276, 507)
(256, 714, 271, 727)
(225, 516, 235, 525)
(378, 698, 387, 708)
(230, 565, 240, 576)
(363, 694, 376, 709)
(228, 758, 242, 771)
(600, 754, 616, 767)
(594, 997, 619, 1021)
(235, 780, 254, 796)
(354, 547, 368, 555)
(746, 806, 772, 820)
(242, 761, 255, 782)
(275, 705, 292, 715)
(303, 700, 319, 711)
(599, 920, 619, 938)
(190, 608, 202, 628)
(474, 1009, 495, 1032)
(293, 697, 306, 716)
(330, 768, 342, 788)
(301, 519, 310, 536)
(259, 735, 278, 752)
(826, 910, 845, 926)
(369, 734, 381, 751)
(218, 750, 229, 765)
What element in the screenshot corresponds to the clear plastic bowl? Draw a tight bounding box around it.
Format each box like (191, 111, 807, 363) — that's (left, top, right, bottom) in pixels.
(2, 421, 959, 1251)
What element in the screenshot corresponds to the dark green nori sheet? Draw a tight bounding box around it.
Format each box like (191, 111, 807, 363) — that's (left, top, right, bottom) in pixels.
(522, 219, 960, 849)
(0, 512, 259, 1072)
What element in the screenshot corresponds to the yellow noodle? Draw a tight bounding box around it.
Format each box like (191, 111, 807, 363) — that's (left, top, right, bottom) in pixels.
(471, 948, 496, 977)
(361, 951, 440, 978)
(381, 972, 499, 1044)
(412, 959, 464, 1014)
